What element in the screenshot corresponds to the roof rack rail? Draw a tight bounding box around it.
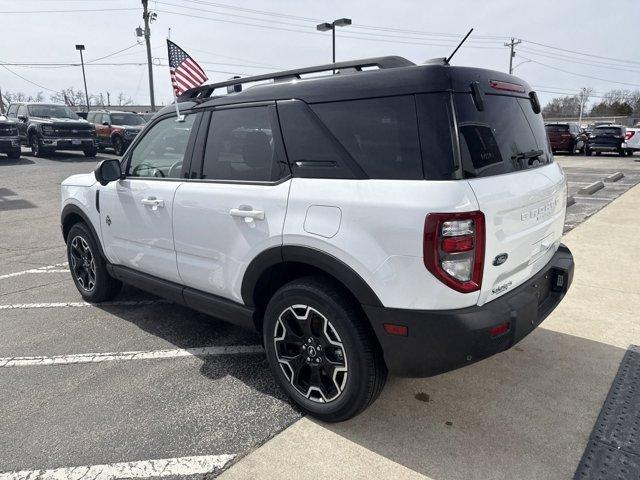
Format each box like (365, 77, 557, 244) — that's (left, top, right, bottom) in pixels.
(178, 55, 415, 102)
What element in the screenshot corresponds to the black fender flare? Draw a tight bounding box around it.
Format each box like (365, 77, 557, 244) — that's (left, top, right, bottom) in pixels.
(60, 203, 106, 258)
(241, 245, 383, 308)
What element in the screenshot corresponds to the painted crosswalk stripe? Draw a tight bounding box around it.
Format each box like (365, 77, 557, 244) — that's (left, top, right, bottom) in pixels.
(0, 263, 68, 280)
(0, 300, 167, 310)
(0, 453, 236, 479)
(0, 345, 263, 367)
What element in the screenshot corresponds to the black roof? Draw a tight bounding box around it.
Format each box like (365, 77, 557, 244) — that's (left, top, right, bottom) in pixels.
(158, 55, 533, 117)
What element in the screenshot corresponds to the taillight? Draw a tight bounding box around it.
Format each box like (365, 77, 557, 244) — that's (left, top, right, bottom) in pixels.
(625, 131, 635, 140)
(423, 211, 485, 293)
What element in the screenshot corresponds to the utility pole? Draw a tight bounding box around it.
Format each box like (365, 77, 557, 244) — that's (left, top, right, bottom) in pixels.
(578, 87, 587, 127)
(75, 45, 90, 112)
(142, 0, 156, 112)
(504, 37, 521, 74)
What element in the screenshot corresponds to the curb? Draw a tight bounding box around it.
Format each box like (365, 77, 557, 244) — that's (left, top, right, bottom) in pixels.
(604, 172, 624, 182)
(578, 181, 604, 195)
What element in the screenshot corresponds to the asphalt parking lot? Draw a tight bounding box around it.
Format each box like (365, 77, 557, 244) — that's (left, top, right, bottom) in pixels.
(0, 148, 639, 479)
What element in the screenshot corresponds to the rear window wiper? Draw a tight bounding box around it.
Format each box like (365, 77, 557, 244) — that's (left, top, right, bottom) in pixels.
(511, 149, 543, 161)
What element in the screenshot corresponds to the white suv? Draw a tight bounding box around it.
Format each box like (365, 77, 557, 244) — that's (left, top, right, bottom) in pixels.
(61, 57, 574, 422)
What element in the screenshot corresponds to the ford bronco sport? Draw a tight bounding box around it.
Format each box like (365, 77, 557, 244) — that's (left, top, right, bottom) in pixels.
(61, 56, 574, 422)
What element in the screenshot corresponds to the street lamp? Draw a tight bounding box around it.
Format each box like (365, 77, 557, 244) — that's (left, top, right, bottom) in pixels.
(75, 44, 90, 113)
(316, 18, 352, 65)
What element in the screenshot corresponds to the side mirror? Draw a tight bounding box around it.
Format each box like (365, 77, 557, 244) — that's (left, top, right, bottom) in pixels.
(94, 159, 122, 186)
(102, 121, 110, 126)
(18, 115, 27, 122)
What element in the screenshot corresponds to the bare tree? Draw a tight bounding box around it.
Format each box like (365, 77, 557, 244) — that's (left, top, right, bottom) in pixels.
(49, 87, 97, 106)
(116, 92, 133, 106)
(3, 91, 45, 103)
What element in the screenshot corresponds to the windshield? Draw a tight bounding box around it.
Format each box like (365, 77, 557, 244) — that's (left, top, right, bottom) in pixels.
(110, 113, 145, 126)
(455, 93, 552, 178)
(28, 105, 79, 119)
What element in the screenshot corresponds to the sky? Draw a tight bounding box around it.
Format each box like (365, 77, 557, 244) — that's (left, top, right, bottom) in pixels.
(0, 0, 639, 109)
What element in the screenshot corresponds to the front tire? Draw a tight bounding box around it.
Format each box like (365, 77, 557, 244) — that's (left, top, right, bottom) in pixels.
(84, 147, 98, 158)
(7, 149, 20, 160)
(567, 142, 575, 155)
(66, 222, 121, 302)
(112, 136, 125, 156)
(29, 134, 44, 157)
(585, 147, 592, 156)
(263, 277, 387, 422)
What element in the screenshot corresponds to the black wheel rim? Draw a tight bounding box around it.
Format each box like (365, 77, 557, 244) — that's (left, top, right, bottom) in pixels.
(274, 305, 348, 403)
(70, 235, 96, 292)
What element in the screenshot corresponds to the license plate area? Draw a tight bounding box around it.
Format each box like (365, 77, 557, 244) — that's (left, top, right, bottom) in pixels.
(71, 140, 82, 145)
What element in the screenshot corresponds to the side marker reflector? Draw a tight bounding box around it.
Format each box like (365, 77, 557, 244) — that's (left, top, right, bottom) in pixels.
(383, 323, 408, 336)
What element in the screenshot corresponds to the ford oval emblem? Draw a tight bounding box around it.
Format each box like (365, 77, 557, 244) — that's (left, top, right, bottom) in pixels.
(493, 253, 508, 266)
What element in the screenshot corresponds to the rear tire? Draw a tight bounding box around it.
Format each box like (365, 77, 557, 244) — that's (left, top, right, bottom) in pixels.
(627, 150, 634, 157)
(596, 151, 602, 156)
(66, 222, 121, 303)
(263, 276, 387, 422)
(619, 148, 626, 157)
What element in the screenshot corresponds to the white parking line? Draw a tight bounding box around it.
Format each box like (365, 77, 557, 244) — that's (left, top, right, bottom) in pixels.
(0, 453, 236, 480)
(0, 300, 166, 310)
(0, 263, 68, 280)
(0, 345, 263, 367)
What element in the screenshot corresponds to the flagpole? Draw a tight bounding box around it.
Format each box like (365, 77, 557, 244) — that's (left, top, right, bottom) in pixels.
(167, 34, 184, 122)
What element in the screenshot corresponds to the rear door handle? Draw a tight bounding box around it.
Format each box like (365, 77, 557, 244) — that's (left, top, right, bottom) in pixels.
(230, 208, 265, 222)
(141, 197, 164, 210)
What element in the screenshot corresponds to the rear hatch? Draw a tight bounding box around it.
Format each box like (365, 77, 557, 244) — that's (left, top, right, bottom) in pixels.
(453, 84, 566, 306)
(591, 126, 624, 148)
(545, 124, 572, 148)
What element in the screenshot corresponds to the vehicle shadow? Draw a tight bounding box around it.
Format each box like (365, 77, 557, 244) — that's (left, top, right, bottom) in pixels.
(0, 157, 35, 166)
(21, 150, 116, 163)
(96, 289, 295, 406)
(317, 327, 626, 480)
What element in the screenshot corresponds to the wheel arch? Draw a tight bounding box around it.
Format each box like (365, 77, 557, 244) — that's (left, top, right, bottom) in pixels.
(61, 203, 105, 258)
(243, 246, 383, 329)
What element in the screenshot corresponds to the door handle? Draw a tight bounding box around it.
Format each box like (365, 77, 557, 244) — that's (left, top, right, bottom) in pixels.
(230, 208, 265, 222)
(141, 197, 164, 210)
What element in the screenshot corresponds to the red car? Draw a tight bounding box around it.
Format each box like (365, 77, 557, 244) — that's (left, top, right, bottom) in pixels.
(545, 122, 586, 155)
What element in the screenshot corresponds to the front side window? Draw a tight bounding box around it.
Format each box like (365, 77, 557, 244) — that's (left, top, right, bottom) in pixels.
(201, 106, 286, 182)
(7, 105, 17, 118)
(127, 114, 196, 179)
(17, 105, 27, 118)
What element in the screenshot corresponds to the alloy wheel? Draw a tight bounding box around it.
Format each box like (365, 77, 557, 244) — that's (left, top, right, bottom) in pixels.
(69, 235, 96, 292)
(274, 305, 348, 403)
(30, 136, 39, 157)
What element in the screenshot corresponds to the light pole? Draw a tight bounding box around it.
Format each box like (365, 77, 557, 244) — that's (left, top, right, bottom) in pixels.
(75, 44, 90, 112)
(316, 18, 352, 65)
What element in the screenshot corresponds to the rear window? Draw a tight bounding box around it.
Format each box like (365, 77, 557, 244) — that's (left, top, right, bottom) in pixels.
(455, 93, 552, 178)
(596, 127, 622, 135)
(545, 124, 569, 133)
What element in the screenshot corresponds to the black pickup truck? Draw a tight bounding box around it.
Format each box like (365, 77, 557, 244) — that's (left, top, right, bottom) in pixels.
(5, 103, 97, 157)
(0, 115, 21, 159)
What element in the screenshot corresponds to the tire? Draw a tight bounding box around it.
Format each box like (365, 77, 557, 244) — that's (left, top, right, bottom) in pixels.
(7, 149, 20, 160)
(619, 148, 626, 157)
(596, 151, 602, 156)
(112, 136, 125, 156)
(83, 147, 98, 158)
(567, 142, 575, 155)
(66, 222, 121, 303)
(585, 147, 592, 156)
(627, 150, 634, 157)
(263, 276, 387, 422)
(29, 134, 44, 157)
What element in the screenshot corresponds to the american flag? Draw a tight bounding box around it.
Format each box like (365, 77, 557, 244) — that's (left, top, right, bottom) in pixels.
(167, 39, 208, 96)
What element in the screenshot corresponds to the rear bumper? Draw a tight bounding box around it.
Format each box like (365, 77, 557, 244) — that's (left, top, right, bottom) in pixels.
(365, 244, 574, 377)
(588, 143, 624, 152)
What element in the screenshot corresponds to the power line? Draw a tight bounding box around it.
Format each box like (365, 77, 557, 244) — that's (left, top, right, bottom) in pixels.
(519, 47, 640, 74)
(0, 64, 59, 93)
(521, 39, 640, 67)
(518, 56, 640, 88)
(0, 7, 139, 13)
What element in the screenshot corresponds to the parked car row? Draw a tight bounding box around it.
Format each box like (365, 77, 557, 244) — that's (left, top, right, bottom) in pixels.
(0, 103, 149, 159)
(545, 122, 638, 157)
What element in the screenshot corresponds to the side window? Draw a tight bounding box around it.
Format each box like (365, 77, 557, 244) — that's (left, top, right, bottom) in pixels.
(17, 105, 27, 118)
(7, 105, 17, 118)
(102, 114, 110, 125)
(311, 96, 422, 180)
(201, 106, 286, 182)
(127, 114, 196, 179)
